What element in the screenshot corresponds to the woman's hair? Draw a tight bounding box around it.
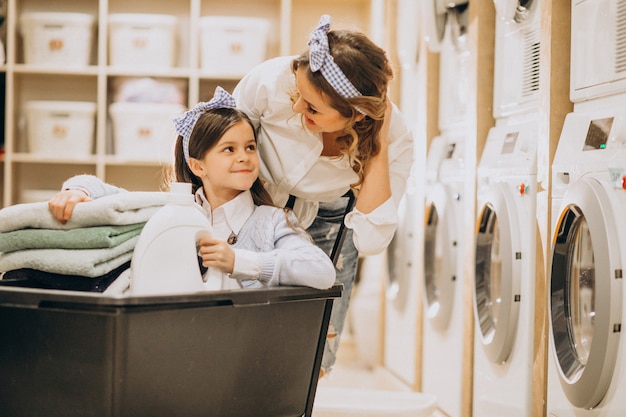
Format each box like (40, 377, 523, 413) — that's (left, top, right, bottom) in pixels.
(171, 107, 275, 207)
(291, 28, 394, 187)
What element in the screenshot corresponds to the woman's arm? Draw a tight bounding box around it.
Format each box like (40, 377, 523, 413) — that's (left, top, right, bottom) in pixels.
(345, 102, 415, 255)
(48, 175, 127, 223)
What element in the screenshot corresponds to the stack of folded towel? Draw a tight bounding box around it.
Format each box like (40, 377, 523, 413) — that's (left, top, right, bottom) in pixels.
(0, 192, 171, 292)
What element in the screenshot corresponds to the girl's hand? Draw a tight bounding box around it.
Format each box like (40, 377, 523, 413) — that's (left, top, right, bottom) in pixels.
(48, 189, 93, 224)
(197, 234, 235, 274)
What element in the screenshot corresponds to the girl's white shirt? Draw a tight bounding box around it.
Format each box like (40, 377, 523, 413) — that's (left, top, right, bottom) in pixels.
(195, 188, 257, 289)
(232, 56, 415, 255)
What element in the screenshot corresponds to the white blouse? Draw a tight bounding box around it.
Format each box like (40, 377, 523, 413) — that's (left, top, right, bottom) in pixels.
(232, 56, 415, 255)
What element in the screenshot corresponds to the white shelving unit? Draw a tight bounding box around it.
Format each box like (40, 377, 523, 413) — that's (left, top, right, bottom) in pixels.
(1, 0, 378, 207)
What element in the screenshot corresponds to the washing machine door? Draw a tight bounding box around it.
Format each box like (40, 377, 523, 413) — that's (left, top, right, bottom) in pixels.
(474, 182, 521, 364)
(550, 176, 623, 409)
(386, 195, 410, 311)
(423, 182, 458, 330)
(421, 0, 449, 52)
(493, 0, 537, 23)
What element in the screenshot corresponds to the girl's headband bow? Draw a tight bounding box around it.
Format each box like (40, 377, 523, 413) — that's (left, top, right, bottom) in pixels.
(173, 86, 237, 164)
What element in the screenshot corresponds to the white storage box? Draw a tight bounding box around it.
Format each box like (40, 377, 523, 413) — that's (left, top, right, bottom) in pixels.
(108, 14, 178, 69)
(19, 12, 95, 67)
(25, 101, 96, 157)
(199, 16, 270, 77)
(109, 102, 185, 162)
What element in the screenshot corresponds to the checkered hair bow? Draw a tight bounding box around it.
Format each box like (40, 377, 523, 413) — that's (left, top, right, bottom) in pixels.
(173, 86, 237, 164)
(308, 15, 362, 100)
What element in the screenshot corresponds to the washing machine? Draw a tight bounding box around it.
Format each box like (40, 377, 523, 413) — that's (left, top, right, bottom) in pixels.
(472, 113, 539, 417)
(547, 97, 626, 416)
(422, 133, 466, 417)
(492, 0, 541, 119)
(382, 181, 421, 386)
(570, 0, 626, 103)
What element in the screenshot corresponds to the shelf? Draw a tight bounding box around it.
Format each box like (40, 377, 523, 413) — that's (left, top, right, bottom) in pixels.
(2, 0, 378, 207)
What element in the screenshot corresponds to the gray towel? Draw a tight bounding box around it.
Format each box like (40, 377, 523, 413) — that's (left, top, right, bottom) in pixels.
(0, 223, 145, 253)
(0, 237, 138, 277)
(0, 192, 171, 233)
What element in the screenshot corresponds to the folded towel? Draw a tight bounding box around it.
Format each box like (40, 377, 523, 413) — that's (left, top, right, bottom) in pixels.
(0, 261, 131, 293)
(0, 223, 145, 253)
(0, 236, 138, 277)
(0, 192, 171, 233)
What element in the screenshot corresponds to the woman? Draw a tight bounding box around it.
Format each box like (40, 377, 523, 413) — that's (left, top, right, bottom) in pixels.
(231, 15, 414, 375)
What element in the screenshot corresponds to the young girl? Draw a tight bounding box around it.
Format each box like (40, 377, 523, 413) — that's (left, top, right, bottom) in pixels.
(49, 87, 336, 290)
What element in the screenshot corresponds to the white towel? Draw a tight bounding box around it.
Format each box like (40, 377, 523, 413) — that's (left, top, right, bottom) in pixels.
(0, 192, 171, 233)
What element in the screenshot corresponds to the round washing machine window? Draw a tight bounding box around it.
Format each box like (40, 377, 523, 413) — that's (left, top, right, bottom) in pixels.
(423, 182, 458, 330)
(493, 0, 537, 23)
(474, 183, 521, 364)
(422, 0, 449, 52)
(386, 209, 411, 312)
(550, 177, 622, 409)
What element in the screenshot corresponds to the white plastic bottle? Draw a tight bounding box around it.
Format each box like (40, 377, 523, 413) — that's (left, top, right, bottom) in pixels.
(129, 182, 220, 295)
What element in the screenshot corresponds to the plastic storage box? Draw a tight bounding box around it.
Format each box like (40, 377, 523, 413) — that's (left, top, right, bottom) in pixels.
(25, 100, 96, 157)
(0, 285, 341, 417)
(199, 16, 270, 77)
(19, 12, 95, 67)
(109, 102, 185, 162)
(108, 13, 178, 69)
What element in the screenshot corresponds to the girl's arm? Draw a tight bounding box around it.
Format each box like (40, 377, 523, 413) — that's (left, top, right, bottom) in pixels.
(230, 209, 336, 290)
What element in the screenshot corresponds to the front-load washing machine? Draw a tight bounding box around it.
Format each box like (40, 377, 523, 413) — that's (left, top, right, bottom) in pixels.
(547, 97, 626, 416)
(492, 0, 541, 119)
(383, 180, 421, 386)
(423, 133, 466, 417)
(473, 113, 539, 417)
(570, 0, 626, 103)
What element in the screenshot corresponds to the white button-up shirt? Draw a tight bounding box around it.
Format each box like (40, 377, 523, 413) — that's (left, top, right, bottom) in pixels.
(233, 56, 415, 255)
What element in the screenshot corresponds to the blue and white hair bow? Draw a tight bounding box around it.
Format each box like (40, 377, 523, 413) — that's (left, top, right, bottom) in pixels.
(173, 86, 237, 164)
(308, 15, 362, 99)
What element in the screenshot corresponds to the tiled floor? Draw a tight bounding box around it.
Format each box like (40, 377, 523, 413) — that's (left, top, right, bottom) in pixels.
(314, 333, 446, 417)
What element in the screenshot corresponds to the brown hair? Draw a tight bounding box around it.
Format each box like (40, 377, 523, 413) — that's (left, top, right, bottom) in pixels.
(291, 28, 393, 187)
(170, 107, 275, 207)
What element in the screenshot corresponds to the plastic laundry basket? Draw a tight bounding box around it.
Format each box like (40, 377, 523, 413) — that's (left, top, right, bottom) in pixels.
(0, 285, 341, 417)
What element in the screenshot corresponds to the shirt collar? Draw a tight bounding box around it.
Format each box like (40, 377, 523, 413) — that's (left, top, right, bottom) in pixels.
(195, 188, 255, 236)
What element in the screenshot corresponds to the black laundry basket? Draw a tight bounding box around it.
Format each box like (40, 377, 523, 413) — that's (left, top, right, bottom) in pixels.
(0, 284, 342, 417)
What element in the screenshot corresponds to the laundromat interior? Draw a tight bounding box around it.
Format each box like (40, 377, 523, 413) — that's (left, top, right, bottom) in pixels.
(1, 0, 626, 416)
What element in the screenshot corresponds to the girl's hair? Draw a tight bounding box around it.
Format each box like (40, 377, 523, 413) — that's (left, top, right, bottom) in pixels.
(171, 107, 275, 207)
(291, 28, 393, 187)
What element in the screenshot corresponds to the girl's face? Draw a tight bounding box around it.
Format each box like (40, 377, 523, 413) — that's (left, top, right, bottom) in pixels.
(292, 67, 351, 134)
(189, 120, 259, 208)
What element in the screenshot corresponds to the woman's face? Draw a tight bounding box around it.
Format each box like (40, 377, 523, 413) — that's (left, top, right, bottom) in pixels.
(189, 120, 259, 207)
(293, 67, 351, 134)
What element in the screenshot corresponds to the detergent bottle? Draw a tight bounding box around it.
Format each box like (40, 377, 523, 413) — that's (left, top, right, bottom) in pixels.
(129, 182, 222, 295)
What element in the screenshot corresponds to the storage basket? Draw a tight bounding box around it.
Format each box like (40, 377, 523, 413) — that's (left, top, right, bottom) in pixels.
(109, 101, 185, 162)
(199, 16, 270, 77)
(25, 100, 96, 157)
(19, 12, 95, 67)
(108, 13, 178, 68)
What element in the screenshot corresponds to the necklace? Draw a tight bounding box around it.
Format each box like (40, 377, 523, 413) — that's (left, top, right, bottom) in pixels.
(227, 232, 238, 245)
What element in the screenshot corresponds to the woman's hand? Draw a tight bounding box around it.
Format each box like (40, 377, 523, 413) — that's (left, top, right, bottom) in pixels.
(197, 234, 235, 274)
(378, 98, 393, 150)
(48, 189, 93, 224)
(355, 99, 393, 214)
